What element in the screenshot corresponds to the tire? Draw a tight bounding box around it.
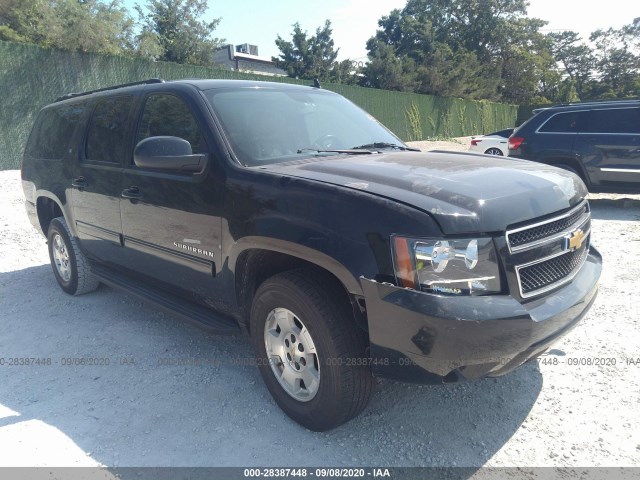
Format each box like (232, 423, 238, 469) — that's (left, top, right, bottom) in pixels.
(484, 147, 503, 155)
(47, 217, 100, 295)
(250, 269, 373, 431)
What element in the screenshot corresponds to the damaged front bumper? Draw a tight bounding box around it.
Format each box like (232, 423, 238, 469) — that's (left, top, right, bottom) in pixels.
(361, 248, 602, 384)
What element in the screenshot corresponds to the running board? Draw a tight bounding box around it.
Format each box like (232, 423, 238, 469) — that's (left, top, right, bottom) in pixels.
(91, 264, 240, 335)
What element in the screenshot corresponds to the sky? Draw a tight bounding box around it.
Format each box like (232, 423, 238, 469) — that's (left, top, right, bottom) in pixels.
(124, 0, 636, 61)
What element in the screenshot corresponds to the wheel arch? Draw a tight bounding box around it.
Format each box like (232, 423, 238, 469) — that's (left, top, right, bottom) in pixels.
(229, 238, 366, 333)
(36, 194, 65, 236)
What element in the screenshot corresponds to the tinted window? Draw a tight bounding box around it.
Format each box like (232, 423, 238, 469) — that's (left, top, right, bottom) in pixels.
(487, 128, 514, 138)
(583, 108, 640, 134)
(539, 111, 585, 133)
(205, 88, 402, 166)
(25, 102, 87, 159)
(86, 96, 133, 163)
(136, 94, 203, 154)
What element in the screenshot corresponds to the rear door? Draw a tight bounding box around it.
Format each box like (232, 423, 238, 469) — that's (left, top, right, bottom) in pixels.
(576, 107, 640, 191)
(531, 110, 585, 163)
(118, 91, 225, 306)
(72, 95, 137, 261)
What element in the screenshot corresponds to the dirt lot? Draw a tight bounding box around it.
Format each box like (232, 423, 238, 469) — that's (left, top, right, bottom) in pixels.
(1, 142, 639, 469)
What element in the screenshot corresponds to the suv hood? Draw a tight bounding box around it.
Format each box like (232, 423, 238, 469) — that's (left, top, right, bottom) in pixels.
(264, 151, 587, 234)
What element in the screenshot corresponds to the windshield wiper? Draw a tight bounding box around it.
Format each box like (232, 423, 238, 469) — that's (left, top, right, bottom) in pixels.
(351, 142, 420, 152)
(296, 148, 373, 155)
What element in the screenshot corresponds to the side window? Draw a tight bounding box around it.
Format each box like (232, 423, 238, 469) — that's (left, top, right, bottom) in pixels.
(583, 108, 640, 134)
(538, 112, 585, 133)
(25, 102, 87, 159)
(135, 94, 203, 154)
(85, 96, 133, 163)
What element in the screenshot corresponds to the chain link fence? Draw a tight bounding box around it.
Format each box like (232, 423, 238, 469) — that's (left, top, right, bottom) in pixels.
(0, 40, 517, 170)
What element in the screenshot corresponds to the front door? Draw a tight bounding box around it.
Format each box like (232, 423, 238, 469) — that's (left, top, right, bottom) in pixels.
(118, 92, 225, 308)
(579, 107, 640, 191)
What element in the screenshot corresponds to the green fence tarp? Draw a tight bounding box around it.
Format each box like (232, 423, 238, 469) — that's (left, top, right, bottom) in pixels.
(0, 40, 517, 170)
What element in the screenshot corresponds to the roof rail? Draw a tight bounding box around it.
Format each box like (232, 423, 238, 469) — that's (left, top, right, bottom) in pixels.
(55, 78, 165, 102)
(552, 98, 640, 108)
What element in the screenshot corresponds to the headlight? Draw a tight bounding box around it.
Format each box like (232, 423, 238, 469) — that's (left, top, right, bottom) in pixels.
(392, 236, 502, 295)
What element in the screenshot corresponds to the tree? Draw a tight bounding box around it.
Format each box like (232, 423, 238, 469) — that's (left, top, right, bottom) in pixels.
(590, 22, 640, 98)
(273, 20, 356, 83)
(361, 40, 418, 92)
(548, 31, 594, 100)
(136, 0, 223, 65)
(0, 0, 135, 56)
(362, 7, 497, 99)
(362, 0, 550, 102)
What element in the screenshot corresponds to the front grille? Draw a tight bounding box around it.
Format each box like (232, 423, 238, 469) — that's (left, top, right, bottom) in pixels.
(508, 203, 588, 248)
(508, 200, 591, 298)
(517, 238, 590, 296)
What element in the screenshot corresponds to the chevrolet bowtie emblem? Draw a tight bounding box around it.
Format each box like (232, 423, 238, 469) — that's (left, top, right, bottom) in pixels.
(564, 228, 586, 251)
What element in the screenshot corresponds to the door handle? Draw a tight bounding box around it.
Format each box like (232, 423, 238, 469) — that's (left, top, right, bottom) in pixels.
(71, 177, 86, 190)
(121, 186, 142, 200)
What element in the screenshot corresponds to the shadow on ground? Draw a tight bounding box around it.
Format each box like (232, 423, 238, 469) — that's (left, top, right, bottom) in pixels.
(0, 264, 542, 471)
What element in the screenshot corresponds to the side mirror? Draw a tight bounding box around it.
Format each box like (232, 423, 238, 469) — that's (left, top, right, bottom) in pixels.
(133, 136, 208, 173)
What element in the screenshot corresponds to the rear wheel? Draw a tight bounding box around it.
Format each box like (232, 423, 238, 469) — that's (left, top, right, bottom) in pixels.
(47, 217, 100, 295)
(250, 269, 373, 431)
(484, 147, 503, 155)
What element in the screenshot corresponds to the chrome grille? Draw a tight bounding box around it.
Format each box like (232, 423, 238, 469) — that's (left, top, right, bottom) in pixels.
(507, 202, 588, 250)
(517, 239, 590, 296)
(508, 200, 591, 298)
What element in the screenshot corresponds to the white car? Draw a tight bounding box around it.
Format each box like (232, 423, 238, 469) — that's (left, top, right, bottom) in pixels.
(469, 128, 513, 156)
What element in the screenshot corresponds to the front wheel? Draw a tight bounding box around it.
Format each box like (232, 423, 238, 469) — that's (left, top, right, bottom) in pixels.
(250, 269, 373, 431)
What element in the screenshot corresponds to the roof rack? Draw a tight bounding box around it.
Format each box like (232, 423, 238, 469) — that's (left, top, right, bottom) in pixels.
(552, 98, 640, 108)
(55, 78, 165, 102)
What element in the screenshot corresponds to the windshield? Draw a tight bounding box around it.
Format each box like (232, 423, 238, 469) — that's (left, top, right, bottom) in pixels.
(204, 87, 405, 166)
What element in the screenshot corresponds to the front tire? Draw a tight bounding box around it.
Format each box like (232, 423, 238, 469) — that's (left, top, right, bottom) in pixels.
(47, 217, 100, 295)
(250, 269, 373, 431)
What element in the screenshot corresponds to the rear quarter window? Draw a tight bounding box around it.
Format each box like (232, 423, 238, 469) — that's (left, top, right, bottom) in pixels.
(25, 102, 87, 159)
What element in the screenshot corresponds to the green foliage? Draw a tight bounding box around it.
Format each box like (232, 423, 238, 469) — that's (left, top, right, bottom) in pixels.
(544, 20, 639, 102)
(360, 41, 418, 92)
(589, 22, 640, 99)
(272, 20, 357, 84)
(0, 0, 135, 55)
(548, 31, 594, 100)
(362, 0, 550, 103)
(405, 103, 422, 141)
(557, 79, 580, 103)
(136, 0, 223, 65)
(0, 40, 517, 170)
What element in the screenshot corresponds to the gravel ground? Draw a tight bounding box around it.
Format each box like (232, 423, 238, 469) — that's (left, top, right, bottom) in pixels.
(1, 146, 640, 471)
(407, 136, 473, 152)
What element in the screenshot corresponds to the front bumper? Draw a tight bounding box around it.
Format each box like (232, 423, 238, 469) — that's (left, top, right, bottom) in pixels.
(361, 248, 602, 384)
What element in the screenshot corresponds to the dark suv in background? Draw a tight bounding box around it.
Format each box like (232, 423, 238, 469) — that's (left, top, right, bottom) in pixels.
(509, 100, 640, 193)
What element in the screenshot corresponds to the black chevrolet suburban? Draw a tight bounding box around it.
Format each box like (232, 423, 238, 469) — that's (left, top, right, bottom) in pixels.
(509, 100, 640, 193)
(22, 79, 602, 431)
